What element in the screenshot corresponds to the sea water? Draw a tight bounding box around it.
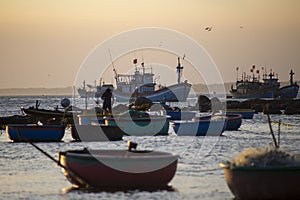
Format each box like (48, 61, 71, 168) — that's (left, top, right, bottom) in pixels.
(0, 96, 299, 200)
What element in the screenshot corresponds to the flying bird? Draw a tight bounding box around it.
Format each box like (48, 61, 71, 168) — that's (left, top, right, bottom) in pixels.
(205, 26, 213, 31)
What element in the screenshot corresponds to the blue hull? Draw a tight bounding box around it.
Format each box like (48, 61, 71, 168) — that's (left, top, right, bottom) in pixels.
(230, 88, 277, 99)
(277, 85, 299, 99)
(198, 114, 242, 131)
(166, 111, 196, 120)
(171, 118, 227, 136)
(224, 114, 243, 130)
(104, 116, 169, 136)
(114, 83, 192, 102)
(6, 124, 65, 142)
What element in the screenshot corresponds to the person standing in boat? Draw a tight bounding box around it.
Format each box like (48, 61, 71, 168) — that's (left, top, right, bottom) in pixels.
(101, 88, 114, 115)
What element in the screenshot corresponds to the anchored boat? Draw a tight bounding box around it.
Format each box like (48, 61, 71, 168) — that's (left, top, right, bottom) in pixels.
(230, 66, 298, 99)
(58, 142, 178, 188)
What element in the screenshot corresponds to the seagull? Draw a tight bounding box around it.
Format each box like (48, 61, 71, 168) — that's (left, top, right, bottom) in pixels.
(205, 26, 213, 31)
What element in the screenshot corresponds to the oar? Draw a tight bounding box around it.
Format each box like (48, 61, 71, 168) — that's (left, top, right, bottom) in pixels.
(16, 128, 90, 188)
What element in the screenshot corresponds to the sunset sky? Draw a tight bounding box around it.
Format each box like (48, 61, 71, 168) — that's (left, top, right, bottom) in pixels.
(1, 0, 299, 89)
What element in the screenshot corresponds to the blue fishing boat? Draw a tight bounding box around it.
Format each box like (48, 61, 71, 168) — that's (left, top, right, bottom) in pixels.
(6, 124, 65, 142)
(195, 114, 242, 131)
(170, 116, 227, 136)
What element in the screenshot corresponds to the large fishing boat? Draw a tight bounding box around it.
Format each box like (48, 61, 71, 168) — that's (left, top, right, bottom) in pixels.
(113, 57, 191, 102)
(230, 66, 298, 99)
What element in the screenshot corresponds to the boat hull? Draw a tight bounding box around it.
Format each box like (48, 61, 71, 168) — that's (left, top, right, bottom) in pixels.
(171, 117, 227, 136)
(104, 116, 169, 136)
(70, 125, 123, 141)
(196, 114, 242, 131)
(6, 124, 65, 142)
(230, 86, 277, 99)
(220, 163, 300, 199)
(58, 149, 178, 188)
(224, 114, 242, 130)
(114, 82, 192, 102)
(277, 84, 299, 99)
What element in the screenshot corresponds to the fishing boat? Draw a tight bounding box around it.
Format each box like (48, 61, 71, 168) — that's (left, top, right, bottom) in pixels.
(194, 114, 242, 131)
(6, 124, 65, 142)
(113, 57, 191, 102)
(58, 142, 178, 188)
(22, 100, 82, 125)
(226, 109, 255, 119)
(170, 116, 227, 136)
(230, 66, 298, 99)
(276, 70, 299, 99)
(104, 110, 169, 136)
(70, 124, 123, 142)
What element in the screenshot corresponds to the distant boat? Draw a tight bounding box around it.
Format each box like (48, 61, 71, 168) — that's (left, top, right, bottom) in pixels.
(6, 124, 65, 142)
(113, 57, 191, 102)
(170, 116, 227, 136)
(77, 80, 114, 98)
(58, 146, 178, 188)
(230, 66, 298, 99)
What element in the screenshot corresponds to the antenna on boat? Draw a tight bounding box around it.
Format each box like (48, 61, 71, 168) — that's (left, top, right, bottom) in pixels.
(108, 49, 118, 84)
(177, 57, 184, 84)
(290, 69, 295, 85)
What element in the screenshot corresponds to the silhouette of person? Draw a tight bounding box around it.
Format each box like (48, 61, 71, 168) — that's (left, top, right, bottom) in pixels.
(101, 88, 114, 115)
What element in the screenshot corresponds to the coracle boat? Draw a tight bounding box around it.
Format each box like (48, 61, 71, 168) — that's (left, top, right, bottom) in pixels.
(6, 124, 65, 142)
(170, 115, 227, 136)
(220, 148, 300, 199)
(104, 110, 170, 136)
(70, 124, 123, 142)
(58, 142, 178, 188)
(194, 114, 242, 131)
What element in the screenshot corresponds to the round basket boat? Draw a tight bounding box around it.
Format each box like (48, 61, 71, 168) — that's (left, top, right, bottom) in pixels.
(58, 148, 178, 189)
(220, 162, 300, 199)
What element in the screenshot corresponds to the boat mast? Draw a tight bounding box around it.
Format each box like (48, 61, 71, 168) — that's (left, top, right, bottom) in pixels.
(290, 69, 295, 85)
(108, 49, 118, 84)
(176, 57, 183, 84)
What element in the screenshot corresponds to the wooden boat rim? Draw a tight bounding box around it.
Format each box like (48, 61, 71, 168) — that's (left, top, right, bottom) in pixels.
(61, 149, 179, 160)
(220, 162, 300, 171)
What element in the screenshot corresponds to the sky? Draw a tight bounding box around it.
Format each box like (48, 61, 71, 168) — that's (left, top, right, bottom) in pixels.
(0, 0, 300, 89)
